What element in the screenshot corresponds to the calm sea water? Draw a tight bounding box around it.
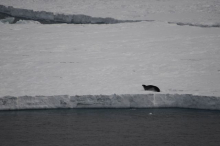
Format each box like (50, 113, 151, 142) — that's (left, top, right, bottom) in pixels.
(0, 108, 220, 146)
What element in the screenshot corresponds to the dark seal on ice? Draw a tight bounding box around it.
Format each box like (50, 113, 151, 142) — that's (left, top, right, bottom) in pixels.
(142, 85, 160, 92)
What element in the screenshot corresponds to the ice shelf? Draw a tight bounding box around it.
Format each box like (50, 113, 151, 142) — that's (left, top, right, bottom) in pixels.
(0, 94, 220, 110)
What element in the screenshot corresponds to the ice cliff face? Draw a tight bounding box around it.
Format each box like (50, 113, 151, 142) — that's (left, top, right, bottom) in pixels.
(0, 5, 139, 24)
(1, 4, 220, 27)
(0, 94, 220, 110)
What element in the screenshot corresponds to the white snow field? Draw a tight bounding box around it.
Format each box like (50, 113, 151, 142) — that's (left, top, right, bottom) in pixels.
(0, 0, 220, 110)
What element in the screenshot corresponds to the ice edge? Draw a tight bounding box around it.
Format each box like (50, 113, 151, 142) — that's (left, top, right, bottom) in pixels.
(0, 4, 143, 24)
(1, 4, 220, 27)
(0, 94, 220, 111)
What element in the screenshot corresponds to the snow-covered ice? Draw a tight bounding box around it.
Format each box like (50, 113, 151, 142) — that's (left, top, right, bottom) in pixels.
(0, 0, 220, 110)
(0, 20, 219, 96)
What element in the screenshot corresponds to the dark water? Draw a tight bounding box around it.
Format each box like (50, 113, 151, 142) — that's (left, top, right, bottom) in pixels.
(1, 108, 220, 146)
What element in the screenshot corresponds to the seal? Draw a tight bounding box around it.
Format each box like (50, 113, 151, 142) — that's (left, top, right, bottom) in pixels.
(142, 85, 160, 92)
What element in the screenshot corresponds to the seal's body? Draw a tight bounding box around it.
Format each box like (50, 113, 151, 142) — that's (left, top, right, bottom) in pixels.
(142, 85, 160, 92)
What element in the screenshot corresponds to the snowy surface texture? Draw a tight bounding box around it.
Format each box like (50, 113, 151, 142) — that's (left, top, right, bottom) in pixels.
(1, 94, 220, 110)
(0, 0, 220, 99)
(0, 21, 219, 96)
